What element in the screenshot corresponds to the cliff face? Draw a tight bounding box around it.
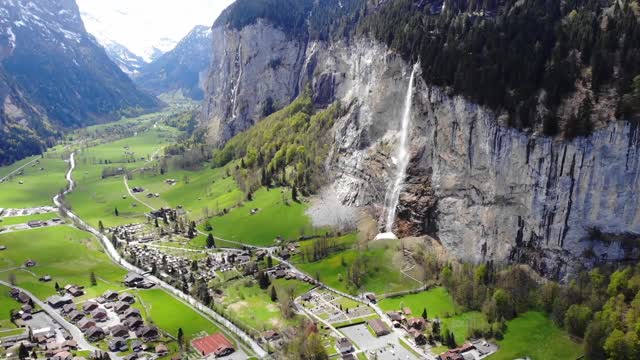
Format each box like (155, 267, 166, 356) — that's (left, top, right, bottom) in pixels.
(201, 22, 640, 279)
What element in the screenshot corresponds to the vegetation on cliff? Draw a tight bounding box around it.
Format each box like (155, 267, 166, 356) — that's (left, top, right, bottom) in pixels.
(213, 89, 344, 194)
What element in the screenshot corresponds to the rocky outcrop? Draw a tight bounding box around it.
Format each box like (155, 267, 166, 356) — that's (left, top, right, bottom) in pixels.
(201, 21, 640, 279)
(201, 20, 307, 145)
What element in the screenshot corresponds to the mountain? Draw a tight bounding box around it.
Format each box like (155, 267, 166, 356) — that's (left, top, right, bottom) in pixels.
(202, 0, 640, 279)
(135, 25, 213, 100)
(0, 0, 160, 164)
(95, 37, 147, 75)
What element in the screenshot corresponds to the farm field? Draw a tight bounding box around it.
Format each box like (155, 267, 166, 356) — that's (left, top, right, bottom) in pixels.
(488, 312, 582, 360)
(0, 285, 21, 331)
(378, 287, 458, 319)
(293, 239, 422, 295)
(440, 311, 488, 344)
(0, 156, 68, 208)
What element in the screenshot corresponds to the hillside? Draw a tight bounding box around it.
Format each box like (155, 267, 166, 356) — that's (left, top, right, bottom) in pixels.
(135, 25, 213, 100)
(0, 0, 160, 164)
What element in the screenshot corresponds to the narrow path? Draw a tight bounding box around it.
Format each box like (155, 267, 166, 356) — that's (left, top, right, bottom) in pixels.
(54, 152, 267, 358)
(123, 176, 156, 211)
(0, 279, 119, 359)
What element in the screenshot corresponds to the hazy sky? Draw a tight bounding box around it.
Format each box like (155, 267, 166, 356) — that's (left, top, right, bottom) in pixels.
(77, 0, 234, 60)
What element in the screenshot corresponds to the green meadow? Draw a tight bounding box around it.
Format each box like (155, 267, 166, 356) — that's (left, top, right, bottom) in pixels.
(293, 239, 421, 294)
(137, 289, 220, 339)
(378, 287, 458, 319)
(0, 157, 68, 208)
(0, 226, 127, 300)
(204, 187, 316, 247)
(489, 312, 582, 360)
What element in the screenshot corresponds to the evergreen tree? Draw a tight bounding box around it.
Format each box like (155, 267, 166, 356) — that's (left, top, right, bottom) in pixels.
(177, 327, 184, 349)
(114, 207, 119, 216)
(422, 308, 428, 320)
(90, 271, 97, 286)
(98, 220, 104, 233)
(206, 233, 216, 248)
(270, 286, 278, 302)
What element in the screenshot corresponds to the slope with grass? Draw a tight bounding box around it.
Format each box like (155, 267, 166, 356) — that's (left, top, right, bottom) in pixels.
(489, 312, 582, 360)
(293, 239, 420, 294)
(0, 285, 21, 331)
(204, 187, 314, 247)
(0, 156, 68, 208)
(67, 126, 179, 228)
(378, 287, 458, 319)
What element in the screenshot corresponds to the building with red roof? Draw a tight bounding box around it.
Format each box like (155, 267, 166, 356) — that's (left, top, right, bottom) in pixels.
(192, 333, 235, 358)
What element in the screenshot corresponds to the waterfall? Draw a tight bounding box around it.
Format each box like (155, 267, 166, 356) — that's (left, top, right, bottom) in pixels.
(383, 64, 418, 234)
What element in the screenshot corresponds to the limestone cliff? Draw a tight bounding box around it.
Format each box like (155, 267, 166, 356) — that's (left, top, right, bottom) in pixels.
(201, 22, 640, 279)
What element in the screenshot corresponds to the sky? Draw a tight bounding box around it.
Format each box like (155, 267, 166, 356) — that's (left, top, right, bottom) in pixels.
(77, 0, 234, 61)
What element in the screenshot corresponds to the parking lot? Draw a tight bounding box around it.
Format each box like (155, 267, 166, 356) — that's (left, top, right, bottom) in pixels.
(340, 323, 420, 360)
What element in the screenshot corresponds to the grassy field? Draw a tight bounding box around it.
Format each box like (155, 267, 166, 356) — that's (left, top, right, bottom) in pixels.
(0, 212, 58, 226)
(489, 312, 582, 360)
(137, 289, 219, 340)
(441, 311, 487, 344)
(0, 285, 21, 331)
(203, 187, 314, 247)
(0, 226, 127, 300)
(294, 239, 421, 294)
(67, 127, 179, 228)
(378, 287, 458, 319)
(0, 156, 68, 208)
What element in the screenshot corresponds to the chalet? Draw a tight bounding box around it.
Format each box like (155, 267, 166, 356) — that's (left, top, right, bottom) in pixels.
(131, 340, 143, 352)
(367, 319, 390, 337)
(20, 312, 32, 321)
(263, 330, 280, 342)
(364, 293, 376, 303)
(21, 304, 32, 312)
(0, 333, 30, 349)
(47, 295, 73, 308)
(90, 308, 108, 321)
(124, 317, 144, 330)
(108, 338, 128, 352)
(387, 312, 403, 322)
(136, 326, 159, 341)
(17, 292, 30, 304)
(110, 325, 129, 338)
(124, 273, 144, 287)
(409, 329, 427, 345)
(192, 333, 235, 358)
(103, 290, 119, 301)
(407, 317, 426, 331)
(77, 318, 96, 331)
(27, 220, 43, 228)
(402, 307, 412, 316)
(66, 286, 84, 297)
(82, 301, 99, 313)
(114, 301, 130, 313)
(62, 340, 77, 350)
(336, 338, 353, 354)
(301, 293, 312, 302)
(123, 308, 141, 319)
(39, 275, 52, 282)
(9, 288, 20, 298)
(131, 187, 145, 193)
(52, 351, 73, 360)
(68, 310, 85, 322)
(24, 259, 37, 267)
(85, 326, 105, 342)
(95, 296, 107, 304)
(0, 245, 6, 250)
(438, 343, 477, 360)
(62, 304, 76, 314)
(155, 344, 169, 356)
(274, 269, 286, 279)
(118, 292, 136, 303)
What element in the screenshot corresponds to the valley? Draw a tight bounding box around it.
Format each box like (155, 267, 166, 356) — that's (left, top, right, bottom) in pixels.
(1, 108, 586, 360)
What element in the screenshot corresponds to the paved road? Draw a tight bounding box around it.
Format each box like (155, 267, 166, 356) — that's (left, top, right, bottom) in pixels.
(0, 280, 119, 359)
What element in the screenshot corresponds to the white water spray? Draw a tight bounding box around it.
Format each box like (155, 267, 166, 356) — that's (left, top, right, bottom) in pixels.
(382, 64, 418, 234)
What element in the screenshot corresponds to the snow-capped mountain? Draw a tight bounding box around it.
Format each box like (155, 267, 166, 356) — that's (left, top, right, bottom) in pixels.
(97, 36, 147, 75)
(0, 0, 159, 164)
(134, 25, 213, 100)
